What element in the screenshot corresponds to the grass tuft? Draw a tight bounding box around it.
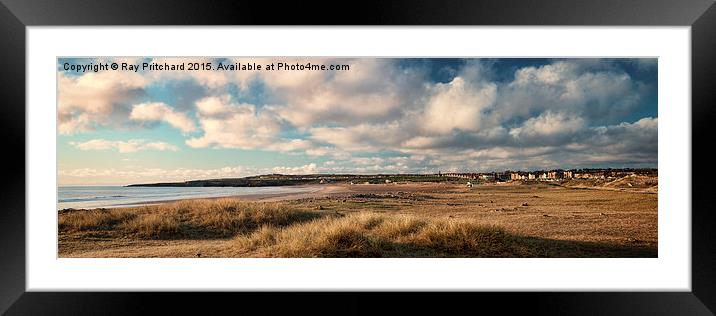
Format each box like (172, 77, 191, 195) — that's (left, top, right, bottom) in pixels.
(122, 213, 181, 238)
(412, 221, 509, 256)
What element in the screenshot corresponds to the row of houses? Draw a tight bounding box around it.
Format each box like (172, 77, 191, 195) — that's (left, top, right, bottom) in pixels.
(438, 172, 512, 182)
(438, 170, 583, 181)
(510, 170, 574, 180)
(438, 168, 655, 182)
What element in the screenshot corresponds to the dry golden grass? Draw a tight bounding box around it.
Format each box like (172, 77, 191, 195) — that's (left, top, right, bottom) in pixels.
(234, 213, 516, 257)
(121, 213, 181, 238)
(236, 213, 384, 257)
(59, 199, 322, 239)
(59, 208, 136, 231)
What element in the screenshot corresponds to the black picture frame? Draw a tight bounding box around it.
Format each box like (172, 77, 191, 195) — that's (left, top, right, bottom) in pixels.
(1, 0, 715, 314)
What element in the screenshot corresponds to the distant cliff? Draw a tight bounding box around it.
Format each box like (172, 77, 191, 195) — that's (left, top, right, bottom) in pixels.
(127, 177, 319, 187)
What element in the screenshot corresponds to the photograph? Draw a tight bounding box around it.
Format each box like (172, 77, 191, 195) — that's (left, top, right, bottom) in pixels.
(56, 57, 658, 258)
(4, 0, 713, 313)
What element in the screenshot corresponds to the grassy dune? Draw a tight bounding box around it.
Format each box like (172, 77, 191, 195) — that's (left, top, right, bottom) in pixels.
(235, 213, 517, 257)
(58, 186, 657, 258)
(60, 199, 321, 239)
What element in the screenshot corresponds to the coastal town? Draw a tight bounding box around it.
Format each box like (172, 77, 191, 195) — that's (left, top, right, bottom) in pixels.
(437, 168, 657, 182)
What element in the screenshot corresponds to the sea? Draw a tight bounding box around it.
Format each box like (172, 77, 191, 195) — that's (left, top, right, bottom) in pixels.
(57, 185, 321, 210)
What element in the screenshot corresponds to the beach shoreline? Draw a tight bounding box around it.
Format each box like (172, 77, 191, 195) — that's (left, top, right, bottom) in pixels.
(130, 184, 353, 207)
(57, 184, 338, 210)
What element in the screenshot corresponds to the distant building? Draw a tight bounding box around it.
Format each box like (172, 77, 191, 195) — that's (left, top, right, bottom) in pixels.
(563, 171, 573, 179)
(495, 172, 510, 182)
(528, 173, 535, 180)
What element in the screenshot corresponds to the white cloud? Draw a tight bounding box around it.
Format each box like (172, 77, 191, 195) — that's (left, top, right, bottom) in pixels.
(421, 76, 497, 135)
(509, 111, 585, 141)
(130, 102, 196, 133)
(271, 163, 318, 174)
(514, 61, 574, 85)
(263, 58, 425, 128)
(69, 139, 179, 153)
(185, 94, 285, 149)
(58, 71, 149, 134)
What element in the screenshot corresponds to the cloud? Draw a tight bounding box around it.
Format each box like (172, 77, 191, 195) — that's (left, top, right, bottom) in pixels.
(58, 57, 214, 134)
(262, 58, 426, 128)
(69, 139, 179, 153)
(509, 111, 585, 143)
(310, 124, 398, 152)
(585, 117, 658, 157)
(184, 94, 337, 157)
(129, 102, 196, 133)
(271, 163, 318, 174)
(58, 70, 148, 134)
(496, 60, 647, 125)
(421, 76, 497, 135)
(185, 94, 286, 149)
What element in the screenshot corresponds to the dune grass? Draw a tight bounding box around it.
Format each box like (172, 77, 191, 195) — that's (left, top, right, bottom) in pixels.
(59, 208, 136, 231)
(234, 213, 523, 257)
(59, 199, 323, 239)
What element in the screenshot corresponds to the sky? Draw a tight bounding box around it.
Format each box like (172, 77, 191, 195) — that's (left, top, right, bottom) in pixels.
(57, 57, 658, 186)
